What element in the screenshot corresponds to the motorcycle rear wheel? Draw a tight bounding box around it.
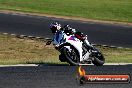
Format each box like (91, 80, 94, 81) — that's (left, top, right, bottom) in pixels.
(92, 52, 105, 66)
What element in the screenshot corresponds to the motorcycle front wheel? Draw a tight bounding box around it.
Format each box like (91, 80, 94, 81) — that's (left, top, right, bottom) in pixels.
(62, 46, 80, 66)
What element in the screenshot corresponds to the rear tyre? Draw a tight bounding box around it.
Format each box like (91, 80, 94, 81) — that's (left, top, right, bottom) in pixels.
(92, 52, 105, 66)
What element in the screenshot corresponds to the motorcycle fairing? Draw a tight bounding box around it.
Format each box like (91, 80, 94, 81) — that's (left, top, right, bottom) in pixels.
(68, 36, 76, 41)
(63, 34, 85, 61)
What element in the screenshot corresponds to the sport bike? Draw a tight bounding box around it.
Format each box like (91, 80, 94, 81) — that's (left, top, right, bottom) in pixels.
(46, 29, 105, 66)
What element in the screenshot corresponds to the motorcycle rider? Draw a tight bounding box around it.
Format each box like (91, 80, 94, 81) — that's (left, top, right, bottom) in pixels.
(49, 22, 105, 65)
(50, 22, 92, 49)
(50, 22, 63, 47)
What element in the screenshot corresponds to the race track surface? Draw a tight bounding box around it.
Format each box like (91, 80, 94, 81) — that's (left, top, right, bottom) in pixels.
(0, 65, 131, 88)
(0, 13, 132, 88)
(0, 13, 132, 47)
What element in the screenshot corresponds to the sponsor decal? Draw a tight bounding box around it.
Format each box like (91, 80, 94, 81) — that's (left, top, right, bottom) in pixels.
(68, 36, 76, 41)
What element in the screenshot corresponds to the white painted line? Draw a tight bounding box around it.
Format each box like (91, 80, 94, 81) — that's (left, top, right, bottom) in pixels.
(45, 38, 52, 41)
(10, 34, 16, 36)
(118, 63, 132, 65)
(28, 36, 34, 38)
(110, 46, 117, 48)
(0, 63, 131, 67)
(102, 45, 109, 47)
(79, 63, 132, 66)
(3, 33, 8, 35)
(117, 47, 123, 49)
(36, 37, 41, 39)
(0, 64, 38, 67)
(20, 35, 27, 37)
(45, 38, 51, 39)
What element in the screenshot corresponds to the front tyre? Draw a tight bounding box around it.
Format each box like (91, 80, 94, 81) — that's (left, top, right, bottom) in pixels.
(59, 54, 67, 62)
(61, 46, 80, 66)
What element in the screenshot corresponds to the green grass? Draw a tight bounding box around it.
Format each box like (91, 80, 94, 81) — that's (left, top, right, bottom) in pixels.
(0, 34, 132, 65)
(0, 34, 63, 65)
(0, 0, 132, 22)
(98, 46, 132, 63)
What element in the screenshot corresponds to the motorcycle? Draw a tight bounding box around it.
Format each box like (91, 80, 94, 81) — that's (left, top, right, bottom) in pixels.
(46, 28, 105, 66)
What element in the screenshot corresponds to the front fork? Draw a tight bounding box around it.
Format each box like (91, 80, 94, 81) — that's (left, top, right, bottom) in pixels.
(80, 39, 95, 62)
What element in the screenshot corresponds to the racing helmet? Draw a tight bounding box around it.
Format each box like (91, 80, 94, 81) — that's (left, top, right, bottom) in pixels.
(50, 22, 61, 33)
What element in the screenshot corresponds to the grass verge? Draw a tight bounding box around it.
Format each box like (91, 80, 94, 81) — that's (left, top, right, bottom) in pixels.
(0, 0, 132, 23)
(0, 34, 132, 65)
(0, 34, 61, 65)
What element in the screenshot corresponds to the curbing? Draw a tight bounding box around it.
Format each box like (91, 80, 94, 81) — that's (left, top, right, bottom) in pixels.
(0, 32, 128, 49)
(3, 32, 8, 35)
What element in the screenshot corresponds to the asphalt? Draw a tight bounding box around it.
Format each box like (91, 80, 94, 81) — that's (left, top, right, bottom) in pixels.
(0, 12, 132, 88)
(0, 13, 132, 47)
(0, 65, 131, 88)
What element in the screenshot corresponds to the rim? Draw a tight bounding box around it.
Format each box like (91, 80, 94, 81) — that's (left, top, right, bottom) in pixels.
(65, 47, 80, 65)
